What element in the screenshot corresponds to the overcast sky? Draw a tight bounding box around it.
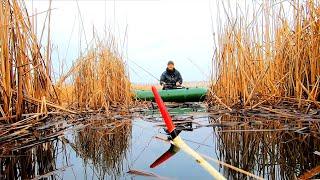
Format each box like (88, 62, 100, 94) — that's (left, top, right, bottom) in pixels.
(24, 0, 220, 84)
(25, 0, 292, 84)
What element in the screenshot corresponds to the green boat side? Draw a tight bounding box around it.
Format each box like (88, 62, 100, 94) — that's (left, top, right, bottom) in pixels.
(133, 87, 208, 102)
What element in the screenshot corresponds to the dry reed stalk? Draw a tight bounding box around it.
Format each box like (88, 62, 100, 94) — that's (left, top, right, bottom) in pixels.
(0, 0, 58, 122)
(210, 0, 320, 109)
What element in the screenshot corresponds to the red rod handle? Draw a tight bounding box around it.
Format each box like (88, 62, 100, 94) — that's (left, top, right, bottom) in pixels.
(151, 86, 175, 133)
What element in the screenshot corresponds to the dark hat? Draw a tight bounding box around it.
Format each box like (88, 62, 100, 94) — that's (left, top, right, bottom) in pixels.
(167, 60, 174, 65)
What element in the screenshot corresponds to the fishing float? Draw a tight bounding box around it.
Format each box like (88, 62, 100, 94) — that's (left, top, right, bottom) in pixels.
(150, 86, 226, 180)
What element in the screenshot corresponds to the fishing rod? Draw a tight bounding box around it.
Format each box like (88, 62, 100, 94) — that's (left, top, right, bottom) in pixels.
(150, 86, 226, 179)
(128, 59, 160, 82)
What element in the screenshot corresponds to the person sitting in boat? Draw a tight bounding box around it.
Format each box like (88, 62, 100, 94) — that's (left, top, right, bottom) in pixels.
(160, 61, 183, 90)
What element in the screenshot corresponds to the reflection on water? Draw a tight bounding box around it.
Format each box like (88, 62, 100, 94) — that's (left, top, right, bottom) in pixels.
(0, 117, 132, 180)
(0, 141, 57, 179)
(215, 115, 320, 179)
(72, 119, 132, 179)
(0, 105, 319, 179)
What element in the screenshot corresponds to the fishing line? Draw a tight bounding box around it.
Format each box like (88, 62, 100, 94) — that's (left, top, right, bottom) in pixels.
(130, 122, 159, 167)
(128, 58, 160, 82)
(186, 58, 210, 80)
(128, 65, 145, 81)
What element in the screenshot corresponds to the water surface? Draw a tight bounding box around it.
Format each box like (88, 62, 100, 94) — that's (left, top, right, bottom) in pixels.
(1, 104, 319, 179)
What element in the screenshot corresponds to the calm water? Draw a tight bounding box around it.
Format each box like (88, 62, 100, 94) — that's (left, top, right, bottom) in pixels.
(1, 104, 319, 179)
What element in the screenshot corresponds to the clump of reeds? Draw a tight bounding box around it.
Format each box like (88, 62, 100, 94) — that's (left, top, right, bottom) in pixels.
(210, 0, 320, 109)
(0, 0, 58, 122)
(71, 45, 132, 111)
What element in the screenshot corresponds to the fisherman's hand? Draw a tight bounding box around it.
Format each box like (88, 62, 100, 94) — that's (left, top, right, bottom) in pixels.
(176, 82, 181, 86)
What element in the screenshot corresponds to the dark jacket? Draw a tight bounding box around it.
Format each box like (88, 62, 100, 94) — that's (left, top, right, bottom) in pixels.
(160, 68, 183, 87)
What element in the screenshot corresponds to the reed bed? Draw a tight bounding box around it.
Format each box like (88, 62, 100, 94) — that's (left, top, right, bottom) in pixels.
(0, 0, 59, 122)
(0, 0, 132, 123)
(0, 0, 133, 159)
(209, 0, 320, 110)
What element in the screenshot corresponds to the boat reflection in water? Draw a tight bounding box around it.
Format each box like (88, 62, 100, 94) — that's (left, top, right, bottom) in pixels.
(215, 115, 320, 179)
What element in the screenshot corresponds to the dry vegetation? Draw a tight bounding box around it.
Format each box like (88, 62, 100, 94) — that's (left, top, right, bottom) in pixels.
(0, 0, 133, 158)
(210, 0, 320, 110)
(0, 0, 132, 124)
(0, 0, 59, 122)
(72, 46, 131, 111)
(56, 44, 132, 112)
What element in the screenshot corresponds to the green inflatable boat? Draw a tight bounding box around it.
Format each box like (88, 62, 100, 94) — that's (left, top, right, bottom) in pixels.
(134, 87, 208, 102)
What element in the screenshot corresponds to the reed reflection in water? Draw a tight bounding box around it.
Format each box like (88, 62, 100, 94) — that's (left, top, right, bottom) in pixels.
(215, 115, 320, 180)
(0, 141, 57, 179)
(73, 118, 132, 179)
